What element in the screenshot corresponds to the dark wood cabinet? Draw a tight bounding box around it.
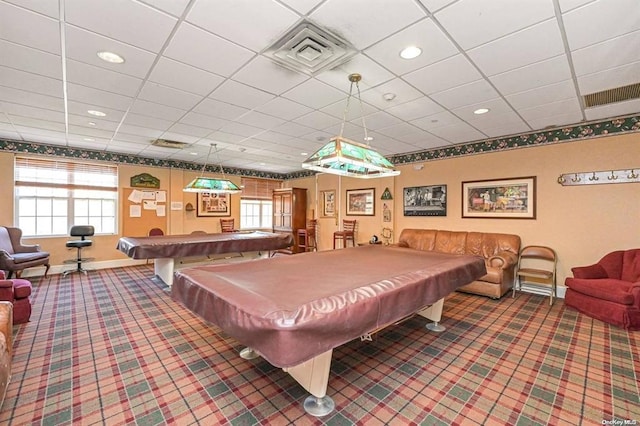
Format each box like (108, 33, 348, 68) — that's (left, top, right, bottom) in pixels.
(273, 188, 307, 253)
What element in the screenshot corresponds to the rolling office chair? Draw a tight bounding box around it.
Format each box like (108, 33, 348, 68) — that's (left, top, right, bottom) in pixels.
(63, 225, 95, 276)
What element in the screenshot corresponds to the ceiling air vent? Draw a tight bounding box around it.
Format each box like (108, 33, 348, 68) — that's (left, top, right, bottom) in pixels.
(152, 139, 189, 149)
(583, 82, 640, 108)
(264, 22, 357, 76)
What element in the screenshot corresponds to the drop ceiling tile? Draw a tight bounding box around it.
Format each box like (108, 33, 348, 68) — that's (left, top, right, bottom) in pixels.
(525, 110, 584, 131)
(203, 132, 246, 144)
(479, 121, 532, 138)
(459, 109, 529, 137)
(120, 112, 173, 131)
(0, 66, 62, 98)
(410, 110, 464, 131)
(157, 131, 199, 144)
(409, 134, 451, 151)
(0, 2, 60, 53)
(320, 99, 378, 121)
(67, 139, 109, 150)
(311, 0, 427, 49)
(430, 79, 499, 110)
(275, 0, 323, 14)
(506, 80, 577, 110)
(417, 0, 456, 13)
(149, 58, 225, 96)
(295, 111, 342, 130)
(129, 99, 185, 121)
(571, 30, 640, 77)
(236, 111, 286, 130)
(385, 97, 444, 121)
(403, 55, 482, 95)
(519, 98, 582, 125)
(67, 83, 133, 111)
(219, 121, 264, 138)
(452, 97, 519, 123)
(0, 129, 21, 140)
(557, 0, 592, 13)
(166, 123, 212, 138)
(584, 98, 640, 121)
(187, 0, 300, 52)
(64, 26, 157, 79)
(270, 121, 315, 138)
(66, 60, 142, 97)
(11, 117, 65, 132)
(3, 0, 59, 18)
(5, 103, 66, 123)
(254, 131, 292, 143)
(360, 78, 424, 109)
(105, 141, 146, 154)
(233, 55, 309, 95)
(194, 98, 249, 121)
(65, 0, 177, 52)
(179, 112, 228, 131)
(577, 61, 640, 95)
(210, 80, 275, 110)
(111, 131, 160, 143)
(468, 19, 565, 77)
(316, 54, 395, 91)
(427, 122, 486, 144)
(435, 0, 555, 50)
(356, 111, 402, 131)
(371, 137, 416, 155)
(563, 0, 640, 50)
(164, 23, 254, 78)
(67, 125, 114, 139)
(138, 82, 202, 111)
(68, 114, 119, 132)
(254, 97, 313, 121)
(490, 55, 572, 95)
(376, 122, 425, 139)
(138, 0, 190, 17)
(282, 79, 345, 109)
(364, 18, 459, 75)
(18, 133, 67, 146)
(0, 40, 62, 79)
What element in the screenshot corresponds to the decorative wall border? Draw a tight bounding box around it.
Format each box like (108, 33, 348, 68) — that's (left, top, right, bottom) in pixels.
(1, 114, 638, 181)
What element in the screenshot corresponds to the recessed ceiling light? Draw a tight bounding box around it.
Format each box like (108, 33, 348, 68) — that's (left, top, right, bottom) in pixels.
(83, 137, 95, 142)
(97, 51, 125, 64)
(364, 136, 374, 141)
(383, 93, 396, 101)
(400, 46, 422, 59)
(300, 152, 308, 156)
(474, 108, 490, 115)
(190, 152, 198, 156)
(260, 162, 266, 166)
(88, 121, 96, 126)
(87, 110, 106, 117)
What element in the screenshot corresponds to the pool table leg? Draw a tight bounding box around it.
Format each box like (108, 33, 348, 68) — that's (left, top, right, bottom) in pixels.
(417, 297, 447, 332)
(283, 349, 335, 417)
(154, 258, 175, 287)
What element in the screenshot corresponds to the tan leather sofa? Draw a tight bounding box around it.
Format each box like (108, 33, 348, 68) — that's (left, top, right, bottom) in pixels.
(0, 301, 12, 409)
(397, 229, 521, 299)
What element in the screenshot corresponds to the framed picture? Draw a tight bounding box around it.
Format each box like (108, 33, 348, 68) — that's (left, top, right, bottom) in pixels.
(462, 176, 536, 219)
(346, 188, 375, 216)
(197, 192, 230, 217)
(320, 190, 336, 217)
(403, 185, 447, 216)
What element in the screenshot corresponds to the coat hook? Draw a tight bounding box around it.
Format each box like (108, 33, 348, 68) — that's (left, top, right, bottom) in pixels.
(628, 169, 639, 179)
(588, 172, 599, 181)
(571, 173, 581, 183)
(608, 171, 618, 180)
(557, 175, 566, 184)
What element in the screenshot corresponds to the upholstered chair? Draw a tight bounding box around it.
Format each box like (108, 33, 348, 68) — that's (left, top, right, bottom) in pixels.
(0, 226, 50, 278)
(0, 270, 32, 325)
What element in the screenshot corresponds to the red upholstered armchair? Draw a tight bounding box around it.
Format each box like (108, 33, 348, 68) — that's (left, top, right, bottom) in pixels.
(565, 249, 640, 330)
(0, 270, 32, 325)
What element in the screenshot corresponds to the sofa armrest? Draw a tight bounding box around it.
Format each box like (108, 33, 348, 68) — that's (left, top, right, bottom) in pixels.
(571, 263, 608, 279)
(488, 251, 518, 270)
(0, 302, 12, 357)
(12, 243, 40, 254)
(631, 283, 640, 309)
(0, 281, 14, 302)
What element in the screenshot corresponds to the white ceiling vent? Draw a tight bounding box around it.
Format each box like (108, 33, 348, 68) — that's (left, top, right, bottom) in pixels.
(152, 139, 189, 149)
(264, 22, 357, 76)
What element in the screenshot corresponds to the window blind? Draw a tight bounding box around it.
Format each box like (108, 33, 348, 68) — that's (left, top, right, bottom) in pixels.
(14, 157, 118, 191)
(240, 177, 282, 200)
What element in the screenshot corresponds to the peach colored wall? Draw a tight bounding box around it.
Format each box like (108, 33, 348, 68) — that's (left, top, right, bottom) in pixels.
(1, 132, 638, 285)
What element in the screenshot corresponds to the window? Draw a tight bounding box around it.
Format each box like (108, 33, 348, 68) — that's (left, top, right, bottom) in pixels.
(15, 157, 118, 237)
(239, 177, 281, 229)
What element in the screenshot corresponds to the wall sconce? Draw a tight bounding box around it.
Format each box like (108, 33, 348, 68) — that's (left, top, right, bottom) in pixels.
(185, 202, 194, 212)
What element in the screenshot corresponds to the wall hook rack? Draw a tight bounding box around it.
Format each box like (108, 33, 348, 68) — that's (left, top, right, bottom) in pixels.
(557, 167, 640, 186)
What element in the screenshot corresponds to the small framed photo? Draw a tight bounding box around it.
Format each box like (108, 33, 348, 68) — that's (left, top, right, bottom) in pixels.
(346, 188, 375, 216)
(403, 185, 447, 216)
(320, 190, 336, 217)
(462, 176, 536, 219)
(197, 192, 230, 217)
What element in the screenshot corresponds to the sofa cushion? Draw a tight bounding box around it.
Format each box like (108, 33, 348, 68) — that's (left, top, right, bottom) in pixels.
(434, 231, 467, 254)
(12, 279, 32, 299)
(397, 229, 437, 251)
(10, 252, 49, 264)
(566, 278, 634, 305)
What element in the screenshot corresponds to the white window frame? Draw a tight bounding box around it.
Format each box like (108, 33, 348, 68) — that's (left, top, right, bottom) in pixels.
(240, 199, 272, 230)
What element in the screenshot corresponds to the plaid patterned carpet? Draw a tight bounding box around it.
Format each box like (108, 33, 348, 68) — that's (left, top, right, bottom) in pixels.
(1, 265, 638, 425)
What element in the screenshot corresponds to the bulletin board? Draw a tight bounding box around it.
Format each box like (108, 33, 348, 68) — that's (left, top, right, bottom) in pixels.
(122, 188, 167, 237)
